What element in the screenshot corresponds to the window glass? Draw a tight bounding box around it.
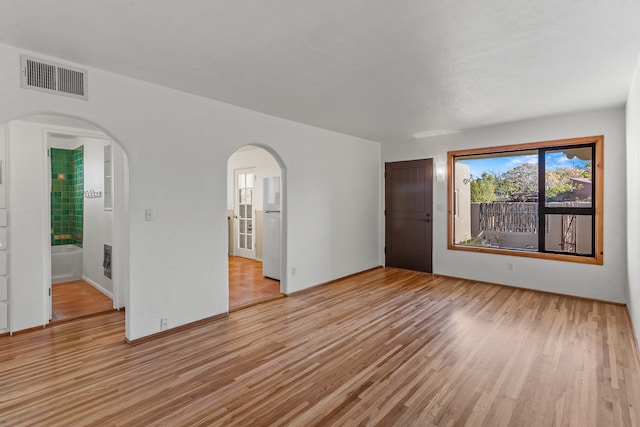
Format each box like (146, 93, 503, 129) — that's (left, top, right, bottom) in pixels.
(448, 136, 601, 264)
(544, 148, 592, 207)
(544, 214, 592, 255)
(453, 150, 538, 251)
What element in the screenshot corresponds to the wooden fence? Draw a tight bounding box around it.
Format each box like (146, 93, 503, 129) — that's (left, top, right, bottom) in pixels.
(476, 202, 588, 252)
(479, 202, 538, 233)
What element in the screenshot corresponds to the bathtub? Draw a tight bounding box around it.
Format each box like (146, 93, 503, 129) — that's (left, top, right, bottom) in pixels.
(51, 244, 83, 284)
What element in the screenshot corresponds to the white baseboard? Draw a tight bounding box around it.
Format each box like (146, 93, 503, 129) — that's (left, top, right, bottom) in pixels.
(82, 275, 114, 300)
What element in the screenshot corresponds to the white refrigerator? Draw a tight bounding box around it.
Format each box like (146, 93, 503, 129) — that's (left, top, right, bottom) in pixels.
(262, 176, 281, 280)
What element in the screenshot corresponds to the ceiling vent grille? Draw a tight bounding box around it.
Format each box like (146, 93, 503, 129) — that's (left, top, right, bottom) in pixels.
(20, 55, 88, 100)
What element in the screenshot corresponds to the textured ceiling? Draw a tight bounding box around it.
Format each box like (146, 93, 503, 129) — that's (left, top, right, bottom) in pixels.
(1, 1, 639, 143)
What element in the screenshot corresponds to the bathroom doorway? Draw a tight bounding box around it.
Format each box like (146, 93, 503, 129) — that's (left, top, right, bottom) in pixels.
(227, 145, 285, 310)
(47, 131, 117, 322)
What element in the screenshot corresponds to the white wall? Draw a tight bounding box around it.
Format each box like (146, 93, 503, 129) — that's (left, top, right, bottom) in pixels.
(0, 43, 381, 340)
(384, 108, 628, 303)
(0, 125, 9, 333)
(112, 141, 129, 310)
(49, 135, 80, 150)
(81, 137, 114, 296)
(7, 121, 50, 331)
(626, 55, 640, 345)
(227, 146, 281, 211)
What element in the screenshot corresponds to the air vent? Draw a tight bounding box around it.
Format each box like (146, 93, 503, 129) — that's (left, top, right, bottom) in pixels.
(20, 55, 88, 100)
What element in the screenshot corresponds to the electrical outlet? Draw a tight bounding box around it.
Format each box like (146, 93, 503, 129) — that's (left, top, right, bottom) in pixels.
(507, 262, 515, 272)
(160, 318, 168, 330)
(145, 208, 154, 221)
(291, 267, 297, 276)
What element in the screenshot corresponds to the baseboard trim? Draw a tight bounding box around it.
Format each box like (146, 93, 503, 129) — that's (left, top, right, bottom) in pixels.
(82, 275, 114, 300)
(430, 272, 627, 306)
(6, 324, 46, 336)
(286, 266, 384, 297)
(125, 312, 229, 346)
(5, 309, 125, 337)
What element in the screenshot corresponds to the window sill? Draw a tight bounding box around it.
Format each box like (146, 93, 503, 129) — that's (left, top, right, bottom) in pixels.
(448, 243, 603, 265)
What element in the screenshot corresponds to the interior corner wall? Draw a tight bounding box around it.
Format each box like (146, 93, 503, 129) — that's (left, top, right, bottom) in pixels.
(112, 142, 129, 312)
(0, 43, 382, 340)
(80, 137, 113, 296)
(626, 55, 640, 345)
(383, 108, 628, 304)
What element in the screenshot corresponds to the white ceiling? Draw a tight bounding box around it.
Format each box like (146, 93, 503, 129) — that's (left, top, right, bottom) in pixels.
(1, 1, 639, 144)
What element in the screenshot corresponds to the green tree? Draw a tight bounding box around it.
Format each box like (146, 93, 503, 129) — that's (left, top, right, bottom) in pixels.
(545, 164, 591, 201)
(500, 163, 538, 200)
(470, 172, 497, 202)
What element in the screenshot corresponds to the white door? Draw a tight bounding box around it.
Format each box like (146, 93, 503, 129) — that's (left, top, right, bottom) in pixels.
(234, 169, 256, 259)
(46, 143, 53, 321)
(262, 212, 281, 280)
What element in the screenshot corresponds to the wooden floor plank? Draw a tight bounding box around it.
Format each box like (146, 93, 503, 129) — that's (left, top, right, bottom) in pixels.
(228, 255, 282, 309)
(1, 267, 639, 426)
(51, 280, 114, 321)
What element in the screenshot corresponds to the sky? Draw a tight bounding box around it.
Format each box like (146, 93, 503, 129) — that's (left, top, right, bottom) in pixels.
(459, 152, 589, 178)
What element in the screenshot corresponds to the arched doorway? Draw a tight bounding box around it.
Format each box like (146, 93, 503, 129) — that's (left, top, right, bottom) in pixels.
(227, 145, 285, 310)
(0, 114, 130, 334)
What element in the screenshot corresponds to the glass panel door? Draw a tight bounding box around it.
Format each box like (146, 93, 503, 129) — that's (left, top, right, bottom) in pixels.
(234, 169, 255, 259)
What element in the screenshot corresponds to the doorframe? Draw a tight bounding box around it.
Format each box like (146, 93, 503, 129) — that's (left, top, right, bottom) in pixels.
(226, 145, 287, 296)
(43, 125, 128, 322)
(232, 167, 257, 260)
(383, 158, 434, 273)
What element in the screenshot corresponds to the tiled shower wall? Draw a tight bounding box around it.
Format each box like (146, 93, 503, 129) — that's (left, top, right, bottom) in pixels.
(71, 146, 84, 246)
(51, 146, 84, 246)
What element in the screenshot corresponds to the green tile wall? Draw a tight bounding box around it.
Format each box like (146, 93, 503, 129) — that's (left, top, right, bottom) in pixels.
(71, 146, 84, 246)
(51, 146, 84, 247)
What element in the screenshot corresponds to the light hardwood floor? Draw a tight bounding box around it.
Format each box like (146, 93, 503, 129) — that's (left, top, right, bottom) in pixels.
(1, 268, 639, 426)
(52, 280, 114, 321)
(228, 256, 282, 310)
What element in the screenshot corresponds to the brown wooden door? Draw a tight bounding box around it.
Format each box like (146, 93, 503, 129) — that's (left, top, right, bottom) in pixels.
(385, 159, 433, 273)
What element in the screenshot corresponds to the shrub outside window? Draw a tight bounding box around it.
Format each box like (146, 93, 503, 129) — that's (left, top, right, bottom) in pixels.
(448, 136, 603, 265)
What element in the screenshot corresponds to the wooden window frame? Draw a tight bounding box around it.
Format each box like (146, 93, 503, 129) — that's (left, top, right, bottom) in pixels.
(447, 135, 603, 265)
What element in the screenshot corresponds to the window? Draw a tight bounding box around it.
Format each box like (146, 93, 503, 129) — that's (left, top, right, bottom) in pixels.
(448, 136, 603, 264)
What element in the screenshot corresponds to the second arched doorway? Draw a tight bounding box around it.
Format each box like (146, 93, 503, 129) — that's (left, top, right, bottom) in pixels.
(227, 145, 285, 310)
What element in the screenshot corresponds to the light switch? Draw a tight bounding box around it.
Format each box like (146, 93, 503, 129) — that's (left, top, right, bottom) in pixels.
(145, 208, 154, 221)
